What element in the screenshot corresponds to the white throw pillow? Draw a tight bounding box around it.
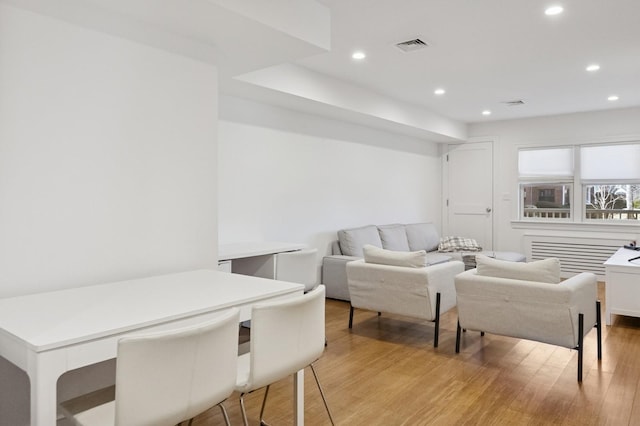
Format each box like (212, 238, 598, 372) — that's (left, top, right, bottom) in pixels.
(363, 244, 427, 268)
(476, 254, 561, 284)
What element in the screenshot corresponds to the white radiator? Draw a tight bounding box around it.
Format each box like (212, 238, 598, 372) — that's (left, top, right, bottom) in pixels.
(523, 235, 631, 279)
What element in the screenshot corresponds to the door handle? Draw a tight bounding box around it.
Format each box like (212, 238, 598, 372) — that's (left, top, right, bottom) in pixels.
(486, 207, 492, 213)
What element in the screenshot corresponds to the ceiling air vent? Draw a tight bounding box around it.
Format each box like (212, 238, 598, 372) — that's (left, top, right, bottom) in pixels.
(395, 38, 429, 52)
(502, 99, 525, 106)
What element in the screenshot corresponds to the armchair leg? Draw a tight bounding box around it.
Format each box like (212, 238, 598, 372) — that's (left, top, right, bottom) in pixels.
(455, 320, 462, 353)
(596, 300, 602, 360)
(348, 305, 354, 329)
(578, 313, 584, 382)
(434, 292, 441, 348)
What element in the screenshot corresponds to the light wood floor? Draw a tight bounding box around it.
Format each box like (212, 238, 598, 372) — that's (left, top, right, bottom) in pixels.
(192, 283, 640, 425)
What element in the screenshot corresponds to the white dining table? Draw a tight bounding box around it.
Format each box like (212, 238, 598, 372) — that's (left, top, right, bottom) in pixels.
(0, 269, 305, 426)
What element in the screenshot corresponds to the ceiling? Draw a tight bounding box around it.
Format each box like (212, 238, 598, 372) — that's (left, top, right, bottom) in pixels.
(300, 0, 640, 124)
(6, 0, 640, 142)
(227, 0, 640, 142)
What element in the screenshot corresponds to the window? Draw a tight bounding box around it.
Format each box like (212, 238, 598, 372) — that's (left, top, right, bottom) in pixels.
(581, 143, 640, 221)
(518, 147, 573, 220)
(518, 142, 640, 223)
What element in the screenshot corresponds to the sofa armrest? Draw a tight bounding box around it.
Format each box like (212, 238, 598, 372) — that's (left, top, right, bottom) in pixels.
(321, 255, 361, 300)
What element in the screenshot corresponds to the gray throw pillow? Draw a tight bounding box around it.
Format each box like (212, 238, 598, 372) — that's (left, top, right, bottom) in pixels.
(338, 225, 383, 257)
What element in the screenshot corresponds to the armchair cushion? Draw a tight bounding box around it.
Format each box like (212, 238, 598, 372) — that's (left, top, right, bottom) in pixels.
(377, 224, 410, 251)
(476, 254, 560, 284)
(338, 225, 382, 257)
(363, 244, 427, 268)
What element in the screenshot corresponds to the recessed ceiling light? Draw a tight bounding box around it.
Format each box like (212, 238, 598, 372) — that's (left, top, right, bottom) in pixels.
(352, 51, 366, 60)
(482, 110, 492, 116)
(434, 88, 446, 95)
(586, 64, 600, 72)
(608, 95, 619, 101)
(545, 5, 564, 15)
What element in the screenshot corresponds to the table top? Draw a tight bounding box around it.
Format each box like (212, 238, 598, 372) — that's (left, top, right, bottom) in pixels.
(604, 247, 640, 268)
(0, 269, 303, 352)
(218, 241, 306, 260)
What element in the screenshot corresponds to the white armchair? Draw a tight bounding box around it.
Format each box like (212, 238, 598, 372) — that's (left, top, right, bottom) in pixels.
(346, 245, 464, 347)
(454, 255, 602, 382)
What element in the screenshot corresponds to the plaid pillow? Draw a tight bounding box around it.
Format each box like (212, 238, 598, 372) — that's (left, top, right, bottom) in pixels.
(438, 236, 482, 252)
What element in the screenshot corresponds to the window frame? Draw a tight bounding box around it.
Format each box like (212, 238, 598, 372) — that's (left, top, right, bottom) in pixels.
(518, 146, 575, 222)
(517, 141, 640, 225)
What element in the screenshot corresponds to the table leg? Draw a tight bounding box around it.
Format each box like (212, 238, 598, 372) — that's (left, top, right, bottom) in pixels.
(27, 351, 66, 426)
(293, 368, 304, 425)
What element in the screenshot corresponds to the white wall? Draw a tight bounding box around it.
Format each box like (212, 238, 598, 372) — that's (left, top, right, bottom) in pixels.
(0, 4, 219, 298)
(218, 96, 443, 257)
(0, 5, 218, 424)
(469, 106, 640, 253)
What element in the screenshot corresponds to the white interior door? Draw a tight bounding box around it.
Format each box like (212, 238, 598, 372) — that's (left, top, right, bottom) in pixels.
(444, 141, 494, 250)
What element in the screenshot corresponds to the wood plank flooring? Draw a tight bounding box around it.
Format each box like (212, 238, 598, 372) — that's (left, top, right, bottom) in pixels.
(191, 283, 640, 425)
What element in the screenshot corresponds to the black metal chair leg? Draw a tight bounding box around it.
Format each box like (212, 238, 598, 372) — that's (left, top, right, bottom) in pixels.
(596, 300, 602, 360)
(348, 305, 354, 329)
(455, 320, 462, 353)
(434, 292, 441, 348)
(578, 313, 584, 382)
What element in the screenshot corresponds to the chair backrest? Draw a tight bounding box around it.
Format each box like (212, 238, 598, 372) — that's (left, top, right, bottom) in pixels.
(114, 308, 240, 426)
(248, 285, 326, 390)
(275, 248, 318, 292)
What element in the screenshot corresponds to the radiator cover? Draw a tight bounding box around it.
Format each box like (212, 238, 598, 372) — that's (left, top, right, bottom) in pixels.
(524, 235, 630, 279)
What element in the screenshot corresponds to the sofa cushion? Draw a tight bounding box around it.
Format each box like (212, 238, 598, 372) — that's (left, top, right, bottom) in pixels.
(476, 254, 561, 284)
(363, 244, 427, 268)
(438, 236, 482, 252)
(338, 225, 383, 257)
(378, 224, 410, 251)
(425, 252, 452, 266)
(405, 223, 440, 252)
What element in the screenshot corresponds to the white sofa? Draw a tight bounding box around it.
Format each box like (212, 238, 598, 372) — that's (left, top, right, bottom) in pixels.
(346, 245, 465, 347)
(454, 255, 602, 382)
(322, 223, 525, 300)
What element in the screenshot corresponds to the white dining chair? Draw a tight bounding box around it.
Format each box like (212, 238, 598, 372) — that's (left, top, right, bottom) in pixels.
(235, 285, 334, 425)
(60, 308, 240, 426)
(275, 248, 319, 292)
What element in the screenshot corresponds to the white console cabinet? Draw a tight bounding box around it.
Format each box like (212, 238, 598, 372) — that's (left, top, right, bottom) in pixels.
(604, 248, 640, 325)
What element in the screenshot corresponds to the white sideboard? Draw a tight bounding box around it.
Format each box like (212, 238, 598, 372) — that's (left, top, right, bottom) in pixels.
(218, 242, 306, 278)
(604, 247, 640, 325)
